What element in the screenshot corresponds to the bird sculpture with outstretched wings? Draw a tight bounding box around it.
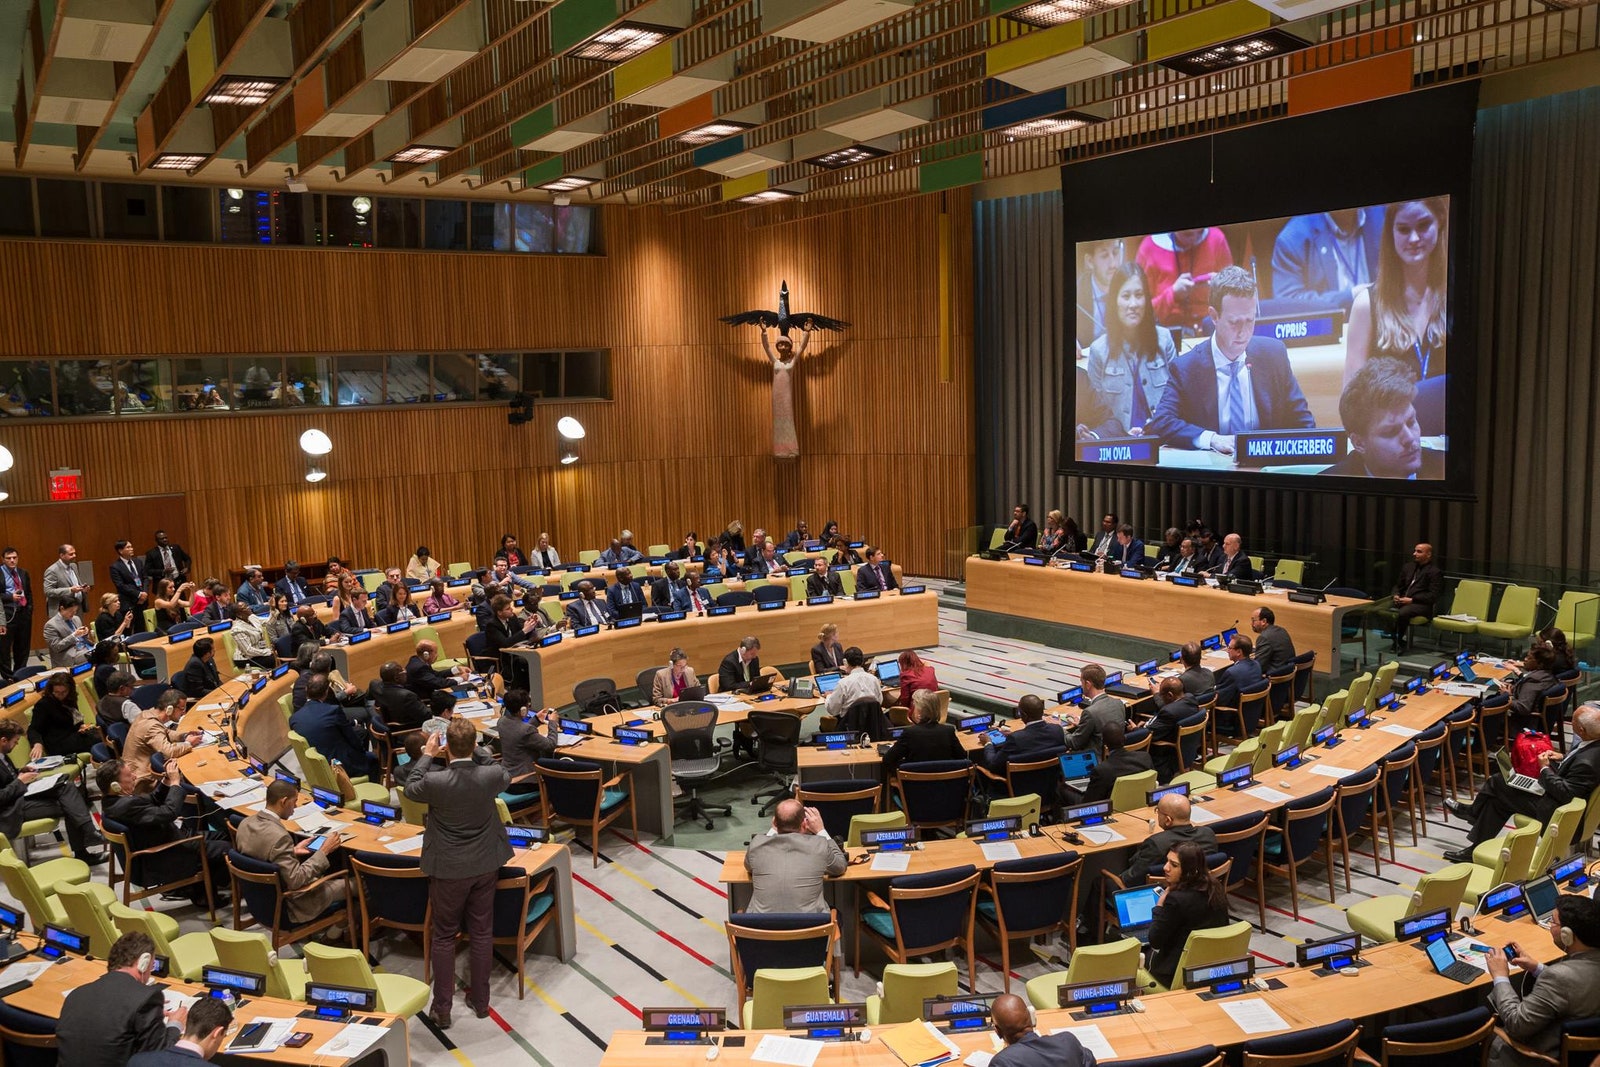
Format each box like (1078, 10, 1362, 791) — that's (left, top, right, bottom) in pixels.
(719, 281, 851, 336)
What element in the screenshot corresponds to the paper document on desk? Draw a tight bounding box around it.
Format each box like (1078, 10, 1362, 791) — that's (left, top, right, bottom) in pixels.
(980, 841, 1022, 862)
(23, 776, 61, 797)
(455, 701, 492, 715)
(203, 777, 262, 799)
(1243, 786, 1294, 804)
(1439, 683, 1488, 697)
(1078, 827, 1125, 845)
(1051, 1024, 1116, 1060)
(384, 836, 425, 854)
(881, 1020, 959, 1067)
(313, 1022, 389, 1059)
(718, 700, 752, 712)
(1379, 724, 1421, 738)
(751, 1034, 825, 1067)
(194, 702, 231, 713)
(0, 961, 51, 986)
(705, 694, 735, 704)
(162, 989, 199, 1016)
(1189, 805, 1220, 824)
(1309, 765, 1358, 780)
(289, 802, 330, 826)
(214, 786, 267, 811)
(1220, 998, 1291, 1034)
(871, 851, 912, 873)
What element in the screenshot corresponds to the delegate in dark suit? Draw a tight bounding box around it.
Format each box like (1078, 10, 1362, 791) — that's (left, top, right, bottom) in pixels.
(856, 561, 897, 592)
(806, 571, 845, 598)
(1210, 553, 1256, 582)
(1107, 539, 1146, 567)
(290, 700, 378, 779)
(885, 719, 964, 772)
(1149, 694, 1201, 782)
(111, 556, 147, 623)
(406, 654, 457, 699)
(275, 574, 311, 604)
(1458, 738, 1600, 847)
(104, 782, 228, 894)
(0, 744, 104, 859)
(58, 969, 177, 1067)
(564, 596, 613, 629)
(1146, 887, 1231, 989)
(1004, 518, 1038, 551)
(1392, 557, 1444, 629)
(993, 1029, 1096, 1067)
(374, 681, 429, 732)
(404, 735, 512, 1020)
(1121, 823, 1218, 885)
(1147, 336, 1315, 449)
(129, 1047, 209, 1067)
(175, 653, 220, 700)
(1215, 658, 1265, 719)
(983, 720, 1067, 773)
(0, 562, 33, 675)
(1068, 694, 1125, 753)
(1081, 747, 1154, 804)
(1253, 624, 1297, 678)
(811, 640, 846, 674)
(718, 650, 762, 694)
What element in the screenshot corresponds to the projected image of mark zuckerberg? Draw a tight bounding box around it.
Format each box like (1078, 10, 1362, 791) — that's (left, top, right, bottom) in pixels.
(1146, 265, 1316, 456)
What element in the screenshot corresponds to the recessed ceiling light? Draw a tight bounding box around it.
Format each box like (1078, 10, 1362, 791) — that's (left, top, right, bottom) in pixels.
(998, 111, 1099, 138)
(1159, 29, 1309, 76)
(202, 76, 286, 107)
(1002, 0, 1130, 28)
(539, 177, 596, 192)
(149, 153, 207, 170)
(676, 120, 754, 146)
(802, 144, 889, 169)
(736, 189, 799, 204)
(387, 145, 451, 164)
(571, 23, 674, 63)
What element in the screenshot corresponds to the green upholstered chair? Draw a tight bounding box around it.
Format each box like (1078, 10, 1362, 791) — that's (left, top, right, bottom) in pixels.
(1477, 585, 1540, 652)
(1346, 863, 1473, 944)
(866, 962, 958, 1024)
(1432, 580, 1493, 647)
(110, 902, 218, 980)
(1138, 920, 1252, 992)
(1024, 937, 1142, 1010)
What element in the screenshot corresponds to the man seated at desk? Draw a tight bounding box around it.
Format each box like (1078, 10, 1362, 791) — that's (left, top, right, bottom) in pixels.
(237, 778, 349, 930)
(1158, 537, 1201, 575)
(1215, 635, 1265, 734)
(1146, 677, 1203, 783)
(57, 931, 185, 1067)
(288, 604, 328, 647)
(650, 562, 693, 613)
(598, 536, 644, 568)
(123, 692, 202, 775)
(608, 567, 648, 620)
(489, 558, 540, 597)
(824, 647, 884, 729)
(1200, 533, 1255, 581)
(1251, 606, 1297, 679)
(98, 758, 229, 908)
(1064, 664, 1125, 753)
(174, 637, 222, 700)
(408, 639, 466, 700)
(1076, 720, 1151, 804)
(1486, 891, 1600, 1067)
(1106, 523, 1146, 569)
(744, 798, 848, 913)
(1147, 264, 1315, 454)
(333, 589, 375, 636)
(1172, 642, 1215, 697)
(884, 690, 963, 772)
(856, 547, 897, 593)
(1120, 792, 1216, 885)
(983, 694, 1066, 773)
(564, 581, 613, 630)
(748, 542, 786, 580)
(806, 556, 845, 598)
(127, 994, 232, 1067)
(990, 993, 1095, 1067)
(291, 674, 381, 779)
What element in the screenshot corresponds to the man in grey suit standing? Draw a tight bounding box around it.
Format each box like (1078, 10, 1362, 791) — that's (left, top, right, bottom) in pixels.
(1065, 664, 1125, 754)
(42, 543, 90, 612)
(744, 798, 847, 913)
(404, 717, 511, 1028)
(1487, 893, 1600, 1067)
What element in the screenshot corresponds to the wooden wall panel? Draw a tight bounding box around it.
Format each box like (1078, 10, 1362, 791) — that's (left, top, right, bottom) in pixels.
(0, 197, 975, 582)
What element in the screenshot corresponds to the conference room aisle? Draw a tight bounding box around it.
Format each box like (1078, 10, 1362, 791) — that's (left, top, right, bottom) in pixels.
(0, 593, 1492, 1067)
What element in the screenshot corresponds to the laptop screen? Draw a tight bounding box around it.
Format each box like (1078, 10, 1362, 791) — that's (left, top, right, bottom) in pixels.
(1113, 885, 1162, 928)
(814, 673, 842, 694)
(1523, 875, 1559, 923)
(875, 660, 902, 685)
(1058, 750, 1097, 780)
(1424, 937, 1459, 975)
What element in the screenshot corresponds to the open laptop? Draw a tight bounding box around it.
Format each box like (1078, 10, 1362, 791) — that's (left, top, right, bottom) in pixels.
(1423, 935, 1482, 984)
(874, 660, 902, 686)
(1523, 874, 1560, 928)
(814, 673, 842, 695)
(1493, 749, 1545, 794)
(1112, 885, 1163, 944)
(1058, 750, 1097, 790)
(1104, 671, 1147, 700)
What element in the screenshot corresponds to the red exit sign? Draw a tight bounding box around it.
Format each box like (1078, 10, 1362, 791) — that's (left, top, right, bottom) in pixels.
(48, 469, 83, 501)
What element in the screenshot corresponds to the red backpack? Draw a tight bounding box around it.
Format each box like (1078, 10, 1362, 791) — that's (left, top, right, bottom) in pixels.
(1511, 730, 1553, 777)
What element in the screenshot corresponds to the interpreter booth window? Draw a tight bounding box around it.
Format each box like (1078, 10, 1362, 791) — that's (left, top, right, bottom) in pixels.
(233, 357, 283, 409)
(273, 191, 321, 246)
(384, 354, 432, 404)
(100, 183, 160, 241)
(424, 200, 468, 250)
(36, 179, 92, 238)
(218, 188, 271, 245)
(281, 357, 331, 406)
(333, 356, 384, 405)
(325, 195, 375, 248)
(555, 206, 595, 254)
(0, 360, 54, 417)
(524, 352, 562, 399)
(162, 186, 216, 243)
(0, 178, 34, 236)
(106, 359, 168, 414)
(53, 361, 116, 415)
(563, 351, 611, 399)
(476, 354, 521, 400)
(377, 197, 421, 249)
(172, 358, 233, 411)
(431, 353, 480, 402)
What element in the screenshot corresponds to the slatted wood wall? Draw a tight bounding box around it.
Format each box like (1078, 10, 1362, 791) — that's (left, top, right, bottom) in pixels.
(0, 194, 975, 582)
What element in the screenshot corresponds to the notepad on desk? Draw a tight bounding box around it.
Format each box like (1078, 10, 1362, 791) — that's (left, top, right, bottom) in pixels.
(313, 1022, 389, 1060)
(1220, 998, 1291, 1035)
(1379, 724, 1421, 738)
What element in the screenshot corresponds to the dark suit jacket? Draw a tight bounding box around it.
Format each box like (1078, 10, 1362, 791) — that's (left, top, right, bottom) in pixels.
(1147, 887, 1231, 988)
(333, 605, 372, 636)
(564, 597, 613, 629)
(885, 721, 964, 771)
(143, 544, 191, 581)
(1323, 449, 1445, 480)
(290, 700, 371, 770)
(1149, 695, 1201, 782)
(811, 641, 846, 674)
(1393, 560, 1444, 612)
(1083, 747, 1154, 804)
(719, 650, 761, 694)
(1179, 666, 1216, 697)
(806, 572, 845, 598)
(1005, 519, 1039, 550)
(1192, 543, 1223, 571)
(1147, 336, 1315, 448)
(1211, 553, 1256, 581)
(111, 556, 147, 607)
(1531, 739, 1600, 815)
(1107, 539, 1146, 567)
(608, 580, 647, 618)
(1253, 624, 1297, 678)
(992, 1030, 1094, 1067)
(59, 970, 176, 1067)
(649, 577, 690, 612)
(288, 618, 327, 647)
(374, 682, 428, 731)
(176, 654, 220, 699)
(129, 1045, 207, 1067)
(406, 655, 456, 699)
(1216, 658, 1266, 710)
(403, 750, 512, 879)
(105, 784, 197, 886)
(856, 561, 897, 592)
(985, 719, 1068, 772)
(275, 575, 311, 603)
(0, 566, 32, 612)
(1120, 823, 1218, 884)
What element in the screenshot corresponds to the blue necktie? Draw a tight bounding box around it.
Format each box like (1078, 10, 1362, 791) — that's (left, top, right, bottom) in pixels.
(1221, 360, 1246, 435)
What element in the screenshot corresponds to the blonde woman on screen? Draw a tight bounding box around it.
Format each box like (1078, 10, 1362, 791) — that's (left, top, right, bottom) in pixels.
(1344, 198, 1448, 386)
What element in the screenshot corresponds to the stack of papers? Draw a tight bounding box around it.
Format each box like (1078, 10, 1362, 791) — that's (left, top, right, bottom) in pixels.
(204, 778, 262, 799)
(23, 777, 61, 797)
(214, 785, 267, 812)
(1220, 998, 1291, 1034)
(751, 1034, 824, 1067)
(384, 836, 425, 854)
(882, 1020, 960, 1067)
(1050, 1024, 1117, 1059)
(871, 852, 912, 873)
(313, 1022, 390, 1059)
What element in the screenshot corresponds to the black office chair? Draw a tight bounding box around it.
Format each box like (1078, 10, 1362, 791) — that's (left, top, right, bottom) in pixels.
(795, 780, 880, 841)
(748, 710, 802, 816)
(571, 677, 620, 716)
(717, 590, 755, 608)
(635, 665, 665, 705)
(1241, 1018, 1359, 1067)
(839, 697, 889, 741)
(131, 682, 169, 710)
(1373, 1005, 1493, 1067)
(751, 585, 789, 604)
(463, 632, 495, 674)
(661, 701, 732, 829)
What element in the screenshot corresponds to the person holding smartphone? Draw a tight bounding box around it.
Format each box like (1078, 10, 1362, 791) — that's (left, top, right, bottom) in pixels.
(235, 779, 348, 928)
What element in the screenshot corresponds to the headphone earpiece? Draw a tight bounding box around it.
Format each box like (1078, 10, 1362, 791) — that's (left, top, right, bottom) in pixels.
(136, 952, 153, 975)
(267, 949, 279, 967)
(1026, 1003, 1038, 1031)
(651, 712, 661, 722)
(1560, 926, 1575, 949)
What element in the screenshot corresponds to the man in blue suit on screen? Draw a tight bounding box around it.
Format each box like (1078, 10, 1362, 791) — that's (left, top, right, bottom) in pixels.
(1148, 265, 1315, 455)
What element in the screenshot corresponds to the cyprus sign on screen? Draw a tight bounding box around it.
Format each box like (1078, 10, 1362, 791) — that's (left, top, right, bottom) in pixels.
(1069, 198, 1449, 480)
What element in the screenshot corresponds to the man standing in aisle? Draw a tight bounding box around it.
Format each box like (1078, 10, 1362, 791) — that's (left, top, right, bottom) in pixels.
(404, 718, 511, 1029)
(0, 547, 32, 677)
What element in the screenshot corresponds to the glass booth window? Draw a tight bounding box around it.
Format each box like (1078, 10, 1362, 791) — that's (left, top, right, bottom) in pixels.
(172, 358, 233, 411)
(281, 356, 331, 406)
(107, 359, 167, 414)
(0, 361, 53, 417)
(101, 183, 160, 241)
(431, 353, 480, 403)
(377, 197, 421, 249)
(384, 354, 431, 404)
(232, 357, 282, 409)
(333, 356, 383, 405)
(53, 361, 117, 415)
(563, 350, 611, 399)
